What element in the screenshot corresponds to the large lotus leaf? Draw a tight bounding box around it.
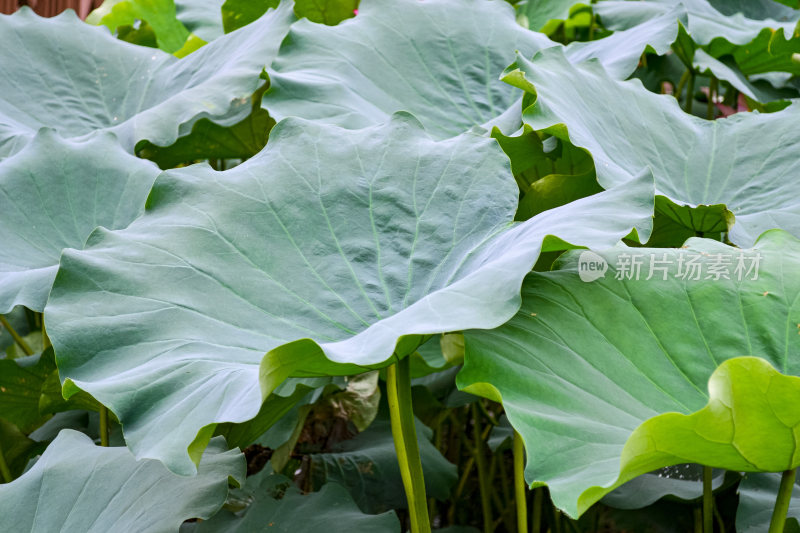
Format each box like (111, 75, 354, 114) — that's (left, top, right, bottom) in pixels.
(87, 0, 190, 53)
(262, 0, 553, 139)
(0, 431, 244, 532)
(596, 0, 799, 46)
(619, 357, 800, 473)
(596, 0, 800, 76)
(737, 472, 800, 532)
(262, 0, 682, 139)
(562, 5, 685, 78)
(175, 0, 225, 42)
(505, 47, 800, 247)
(189, 468, 400, 532)
(0, 130, 159, 314)
(309, 408, 456, 513)
(45, 113, 653, 474)
(0, 3, 294, 157)
(459, 230, 800, 517)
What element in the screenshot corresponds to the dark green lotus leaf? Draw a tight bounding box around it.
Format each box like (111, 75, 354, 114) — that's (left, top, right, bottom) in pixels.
(737, 472, 800, 532)
(0, 419, 46, 481)
(136, 84, 274, 168)
(603, 467, 728, 510)
(39, 362, 105, 418)
(0, 3, 294, 157)
(263, 0, 682, 140)
(0, 130, 159, 314)
(515, 0, 586, 31)
(659, 23, 800, 108)
(309, 407, 456, 513)
(45, 113, 653, 474)
(0, 351, 55, 434)
(0, 431, 243, 532)
(705, 24, 800, 77)
(213, 378, 324, 449)
(87, 0, 190, 53)
(223, 0, 355, 33)
(487, 414, 513, 452)
(505, 47, 800, 246)
(293, 0, 358, 24)
(189, 468, 400, 532)
(459, 230, 800, 517)
(492, 125, 601, 221)
(692, 48, 799, 105)
(222, 0, 279, 33)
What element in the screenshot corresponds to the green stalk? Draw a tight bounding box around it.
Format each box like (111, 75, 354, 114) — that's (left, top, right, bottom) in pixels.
(454, 456, 477, 501)
(41, 321, 51, 351)
(99, 406, 109, 447)
(685, 73, 696, 114)
(429, 420, 443, 519)
(0, 443, 12, 483)
(472, 403, 492, 533)
(702, 466, 713, 533)
(675, 70, 690, 102)
(0, 315, 33, 356)
(769, 468, 797, 533)
(533, 486, 543, 533)
(387, 357, 431, 533)
(513, 431, 528, 533)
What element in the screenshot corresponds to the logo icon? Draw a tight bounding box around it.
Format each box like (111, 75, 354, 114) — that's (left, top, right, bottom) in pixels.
(578, 251, 607, 282)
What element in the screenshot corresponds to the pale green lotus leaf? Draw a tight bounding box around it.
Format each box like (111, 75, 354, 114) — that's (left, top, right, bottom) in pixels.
(45, 114, 653, 474)
(0, 431, 244, 532)
(505, 47, 800, 246)
(460, 231, 800, 517)
(0, 3, 294, 157)
(0, 130, 159, 314)
(262, 0, 681, 139)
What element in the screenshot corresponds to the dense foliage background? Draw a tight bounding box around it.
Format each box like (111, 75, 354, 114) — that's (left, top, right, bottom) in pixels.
(2, 0, 800, 531)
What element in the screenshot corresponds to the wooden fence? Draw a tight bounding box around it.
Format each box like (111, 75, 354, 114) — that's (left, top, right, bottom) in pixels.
(0, 0, 102, 18)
